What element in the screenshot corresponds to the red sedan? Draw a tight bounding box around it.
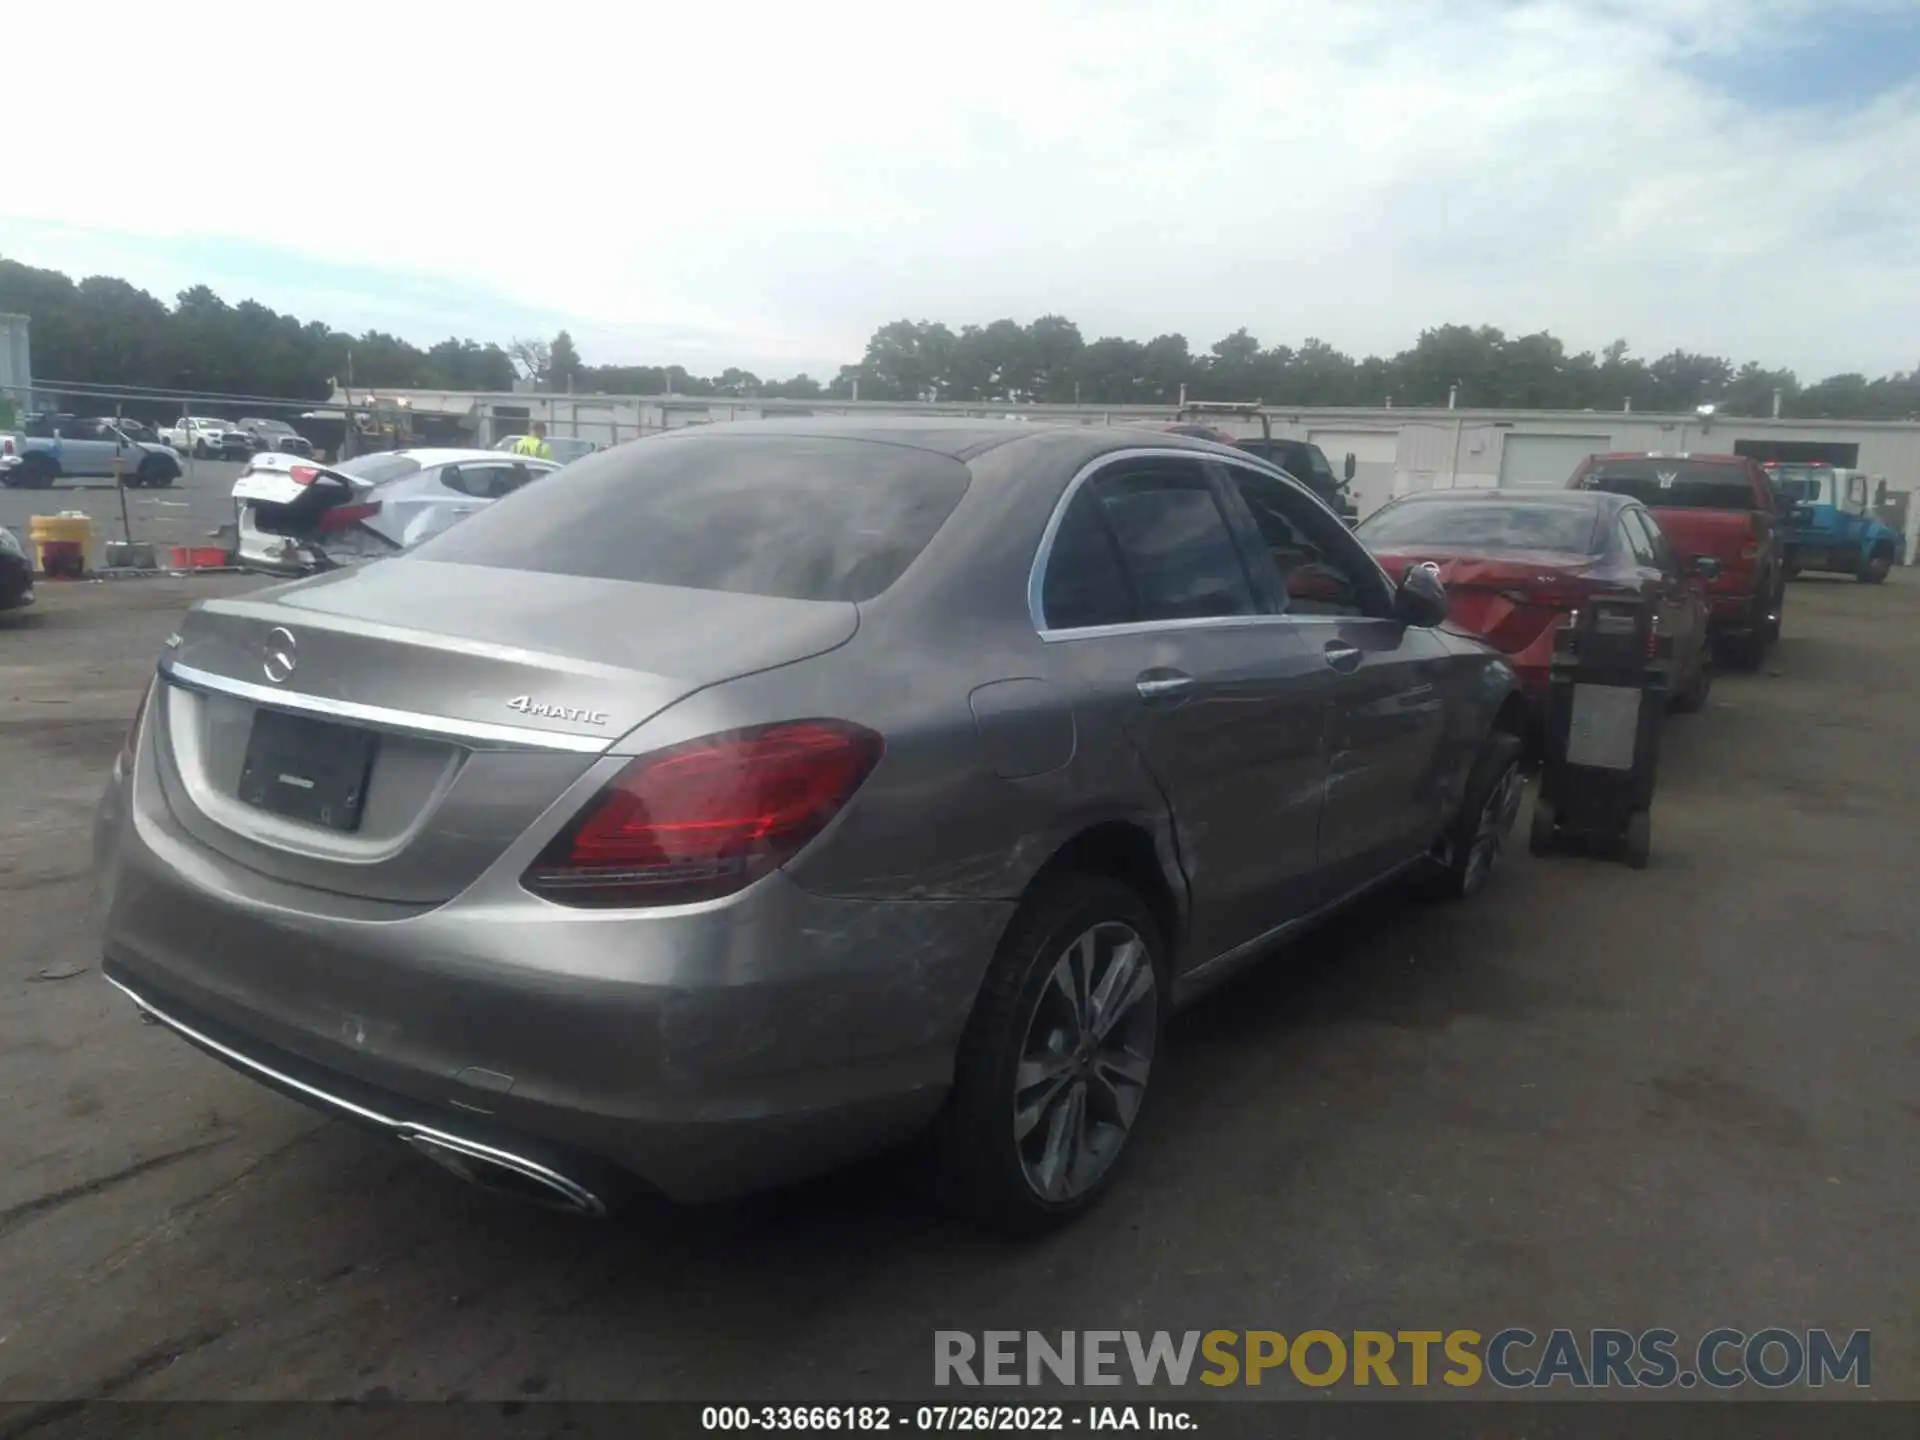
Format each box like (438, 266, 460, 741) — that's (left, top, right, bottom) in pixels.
(1356, 489, 1716, 724)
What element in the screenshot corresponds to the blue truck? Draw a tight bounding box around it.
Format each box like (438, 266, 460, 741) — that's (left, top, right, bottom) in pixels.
(1764, 463, 1905, 584)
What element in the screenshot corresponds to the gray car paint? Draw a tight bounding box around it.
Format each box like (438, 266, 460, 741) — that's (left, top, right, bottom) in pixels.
(95, 418, 1519, 1208)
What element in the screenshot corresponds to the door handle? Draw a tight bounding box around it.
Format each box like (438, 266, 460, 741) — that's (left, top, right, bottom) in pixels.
(1323, 642, 1363, 673)
(1135, 673, 1193, 700)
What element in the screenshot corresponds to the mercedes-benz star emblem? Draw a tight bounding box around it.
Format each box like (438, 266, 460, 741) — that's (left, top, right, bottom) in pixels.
(262, 626, 298, 684)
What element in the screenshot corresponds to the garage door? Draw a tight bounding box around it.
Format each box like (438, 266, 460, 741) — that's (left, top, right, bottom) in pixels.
(1497, 434, 1610, 490)
(1310, 429, 1399, 518)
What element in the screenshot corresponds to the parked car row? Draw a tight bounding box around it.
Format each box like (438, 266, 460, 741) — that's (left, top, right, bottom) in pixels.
(1349, 449, 1796, 747)
(100, 418, 1532, 1232)
(168, 416, 315, 460)
(0, 412, 323, 489)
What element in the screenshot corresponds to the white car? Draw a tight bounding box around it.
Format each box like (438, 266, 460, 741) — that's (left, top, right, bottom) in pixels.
(166, 416, 250, 459)
(231, 448, 561, 574)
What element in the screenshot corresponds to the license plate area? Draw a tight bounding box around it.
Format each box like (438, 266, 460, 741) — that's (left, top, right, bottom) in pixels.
(237, 708, 378, 831)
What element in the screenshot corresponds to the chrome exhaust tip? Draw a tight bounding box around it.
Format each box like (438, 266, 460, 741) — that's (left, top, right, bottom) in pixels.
(401, 1131, 607, 1217)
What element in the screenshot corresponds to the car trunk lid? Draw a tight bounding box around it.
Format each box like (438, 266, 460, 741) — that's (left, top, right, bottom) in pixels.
(150, 559, 860, 902)
(1372, 546, 1602, 654)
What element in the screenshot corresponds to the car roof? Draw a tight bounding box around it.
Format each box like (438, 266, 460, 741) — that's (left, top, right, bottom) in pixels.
(646, 415, 1253, 469)
(386, 448, 548, 466)
(1385, 488, 1625, 511)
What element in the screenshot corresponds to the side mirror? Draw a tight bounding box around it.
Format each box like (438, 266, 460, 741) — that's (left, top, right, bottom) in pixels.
(1394, 563, 1449, 628)
(1691, 555, 1722, 581)
(1343, 453, 1357, 482)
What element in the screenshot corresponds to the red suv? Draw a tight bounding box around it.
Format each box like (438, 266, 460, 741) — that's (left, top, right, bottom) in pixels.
(1567, 453, 1785, 669)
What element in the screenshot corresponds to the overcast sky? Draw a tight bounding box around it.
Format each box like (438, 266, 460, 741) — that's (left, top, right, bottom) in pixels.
(4, 0, 1917, 381)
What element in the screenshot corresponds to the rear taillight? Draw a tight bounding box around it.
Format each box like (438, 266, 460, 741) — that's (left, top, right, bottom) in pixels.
(289, 465, 321, 486)
(522, 720, 883, 908)
(314, 500, 381, 532)
(1, 437, 12, 456)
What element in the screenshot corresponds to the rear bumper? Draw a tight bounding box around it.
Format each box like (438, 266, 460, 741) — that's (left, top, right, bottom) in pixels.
(94, 741, 1010, 1204)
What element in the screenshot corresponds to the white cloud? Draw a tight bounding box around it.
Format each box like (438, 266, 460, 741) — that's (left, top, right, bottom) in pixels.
(5, 0, 1916, 377)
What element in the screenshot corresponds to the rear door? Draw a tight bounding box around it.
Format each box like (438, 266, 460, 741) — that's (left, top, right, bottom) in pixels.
(1036, 455, 1328, 964)
(59, 419, 117, 476)
(1215, 461, 1454, 898)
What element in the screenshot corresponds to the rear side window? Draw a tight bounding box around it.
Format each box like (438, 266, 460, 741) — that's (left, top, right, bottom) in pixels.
(1619, 510, 1660, 568)
(1041, 487, 1136, 629)
(1357, 499, 1599, 553)
(335, 454, 424, 484)
(1579, 459, 1761, 511)
(1092, 465, 1255, 622)
(412, 434, 971, 603)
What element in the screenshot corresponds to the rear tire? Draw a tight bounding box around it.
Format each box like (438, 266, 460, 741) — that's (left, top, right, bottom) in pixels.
(934, 874, 1165, 1236)
(1670, 647, 1713, 714)
(1622, 810, 1651, 870)
(135, 457, 174, 489)
(1860, 551, 1891, 585)
(1419, 730, 1526, 900)
(1718, 620, 1766, 672)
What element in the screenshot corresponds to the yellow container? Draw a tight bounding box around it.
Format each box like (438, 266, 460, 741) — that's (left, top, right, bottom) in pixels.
(29, 512, 94, 577)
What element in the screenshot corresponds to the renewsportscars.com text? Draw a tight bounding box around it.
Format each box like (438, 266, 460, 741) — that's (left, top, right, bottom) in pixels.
(933, 1328, 1870, 1390)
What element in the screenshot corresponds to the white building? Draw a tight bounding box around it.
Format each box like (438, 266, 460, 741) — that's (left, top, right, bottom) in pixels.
(332, 386, 1920, 560)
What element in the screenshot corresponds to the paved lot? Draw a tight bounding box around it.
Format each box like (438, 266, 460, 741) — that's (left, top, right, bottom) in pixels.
(0, 460, 247, 561)
(0, 571, 1916, 1406)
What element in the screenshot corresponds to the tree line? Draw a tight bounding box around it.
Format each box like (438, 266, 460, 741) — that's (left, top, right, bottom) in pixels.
(3, 255, 1917, 422)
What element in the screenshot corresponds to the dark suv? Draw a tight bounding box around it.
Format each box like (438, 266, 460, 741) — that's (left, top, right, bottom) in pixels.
(239, 418, 315, 458)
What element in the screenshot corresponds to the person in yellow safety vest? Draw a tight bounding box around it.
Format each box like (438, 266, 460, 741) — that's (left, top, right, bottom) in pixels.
(512, 422, 555, 460)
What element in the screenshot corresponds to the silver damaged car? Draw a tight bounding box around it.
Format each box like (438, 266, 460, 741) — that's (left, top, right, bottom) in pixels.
(95, 418, 1526, 1232)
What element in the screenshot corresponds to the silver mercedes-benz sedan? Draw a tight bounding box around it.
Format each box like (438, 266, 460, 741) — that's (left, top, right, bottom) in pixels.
(95, 418, 1525, 1232)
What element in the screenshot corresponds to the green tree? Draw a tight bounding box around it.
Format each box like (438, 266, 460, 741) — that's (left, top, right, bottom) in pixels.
(548, 330, 584, 391)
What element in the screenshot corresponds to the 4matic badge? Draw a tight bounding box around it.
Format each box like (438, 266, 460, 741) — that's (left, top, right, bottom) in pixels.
(507, 695, 610, 726)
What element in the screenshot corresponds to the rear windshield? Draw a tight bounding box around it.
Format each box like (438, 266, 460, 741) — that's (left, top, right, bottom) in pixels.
(1767, 466, 1828, 502)
(1578, 459, 1759, 511)
(1357, 499, 1599, 553)
(333, 454, 423, 484)
(411, 434, 972, 603)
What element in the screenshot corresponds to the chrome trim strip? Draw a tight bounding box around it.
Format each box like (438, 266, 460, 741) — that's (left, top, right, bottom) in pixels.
(159, 659, 608, 754)
(105, 972, 606, 1216)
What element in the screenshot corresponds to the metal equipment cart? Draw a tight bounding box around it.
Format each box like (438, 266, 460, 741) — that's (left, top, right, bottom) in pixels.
(1529, 592, 1670, 869)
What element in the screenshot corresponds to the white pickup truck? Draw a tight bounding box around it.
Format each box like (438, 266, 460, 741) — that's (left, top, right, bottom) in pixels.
(164, 416, 253, 460)
(0, 415, 184, 489)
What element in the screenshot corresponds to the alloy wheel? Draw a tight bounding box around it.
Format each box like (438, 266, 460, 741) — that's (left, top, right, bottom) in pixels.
(1013, 921, 1157, 1203)
(1462, 761, 1525, 894)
